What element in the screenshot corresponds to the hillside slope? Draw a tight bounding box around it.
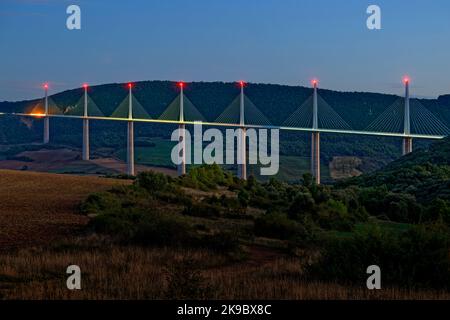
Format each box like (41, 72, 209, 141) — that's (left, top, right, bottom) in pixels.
(340, 137, 450, 203)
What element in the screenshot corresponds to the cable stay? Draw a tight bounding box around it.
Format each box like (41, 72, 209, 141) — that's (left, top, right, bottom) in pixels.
(25, 97, 62, 115)
(65, 94, 104, 116)
(410, 99, 450, 136)
(283, 94, 351, 130)
(365, 98, 450, 136)
(159, 94, 206, 122)
(110, 93, 151, 119)
(215, 94, 271, 126)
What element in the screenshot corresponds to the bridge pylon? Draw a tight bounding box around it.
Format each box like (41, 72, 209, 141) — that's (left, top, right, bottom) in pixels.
(127, 83, 135, 176)
(43, 84, 50, 144)
(237, 81, 247, 180)
(82, 84, 90, 161)
(311, 80, 320, 184)
(402, 78, 413, 155)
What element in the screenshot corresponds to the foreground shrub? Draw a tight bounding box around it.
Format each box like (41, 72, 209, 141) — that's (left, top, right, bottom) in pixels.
(254, 212, 308, 241)
(183, 202, 221, 218)
(309, 224, 450, 289)
(90, 208, 194, 247)
(135, 171, 169, 193)
(180, 164, 233, 190)
(164, 258, 213, 299)
(315, 199, 355, 232)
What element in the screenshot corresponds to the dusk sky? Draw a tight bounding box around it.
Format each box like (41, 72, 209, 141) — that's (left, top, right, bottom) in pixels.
(1, 0, 450, 101)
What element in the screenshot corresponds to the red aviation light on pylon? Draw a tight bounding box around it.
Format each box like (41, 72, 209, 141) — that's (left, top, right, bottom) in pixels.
(43, 83, 49, 90)
(178, 81, 184, 89)
(83, 83, 88, 89)
(311, 79, 319, 87)
(239, 80, 246, 88)
(403, 76, 410, 85)
(127, 83, 133, 89)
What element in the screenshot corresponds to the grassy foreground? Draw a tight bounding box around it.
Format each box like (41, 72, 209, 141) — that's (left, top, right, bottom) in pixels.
(0, 168, 449, 300)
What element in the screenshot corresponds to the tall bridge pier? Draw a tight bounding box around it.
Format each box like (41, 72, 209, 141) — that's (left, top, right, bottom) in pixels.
(311, 80, 320, 184)
(403, 78, 413, 155)
(43, 84, 50, 144)
(178, 83, 186, 176)
(127, 84, 135, 176)
(82, 84, 90, 160)
(237, 81, 247, 180)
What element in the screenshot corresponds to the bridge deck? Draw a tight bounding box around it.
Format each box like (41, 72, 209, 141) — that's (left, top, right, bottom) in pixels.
(0, 112, 445, 140)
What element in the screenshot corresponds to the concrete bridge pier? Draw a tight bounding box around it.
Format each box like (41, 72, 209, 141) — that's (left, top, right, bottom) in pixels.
(403, 137, 413, 155)
(127, 121, 134, 176)
(126, 83, 135, 176)
(43, 84, 49, 144)
(82, 119, 89, 160)
(237, 127, 247, 180)
(311, 132, 320, 184)
(82, 84, 90, 161)
(177, 123, 186, 175)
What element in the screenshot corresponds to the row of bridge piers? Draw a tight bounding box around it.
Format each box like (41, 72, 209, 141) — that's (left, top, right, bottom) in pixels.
(39, 79, 415, 184)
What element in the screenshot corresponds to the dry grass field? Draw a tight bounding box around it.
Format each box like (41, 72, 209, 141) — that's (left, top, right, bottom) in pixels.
(2, 243, 449, 300)
(0, 169, 130, 249)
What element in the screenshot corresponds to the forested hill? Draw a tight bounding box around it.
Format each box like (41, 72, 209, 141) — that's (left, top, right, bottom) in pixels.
(339, 136, 450, 204)
(2, 80, 450, 129)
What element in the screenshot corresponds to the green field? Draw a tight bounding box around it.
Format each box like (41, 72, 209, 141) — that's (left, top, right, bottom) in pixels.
(115, 138, 177, 168)
(115, 138, 331, 181)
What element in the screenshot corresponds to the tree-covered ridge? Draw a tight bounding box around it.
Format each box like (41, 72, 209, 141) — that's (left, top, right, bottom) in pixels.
(340, 137, 450, 204)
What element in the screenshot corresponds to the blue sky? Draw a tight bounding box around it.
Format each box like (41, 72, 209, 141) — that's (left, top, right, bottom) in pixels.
(1, 0, 449, 100)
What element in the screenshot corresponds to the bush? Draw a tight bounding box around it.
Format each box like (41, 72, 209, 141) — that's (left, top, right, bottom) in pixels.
(135, 171, 169, 193)
(315, 199, 355, 231)
(164, 258, 213, 299)
(288, 192, 315, 220)
(133, 212, 194, 246)
(80, 192, 122, 215)
(254, 212, 308, 241)
(183, 202, 221, 218)
(89, 207, 195, 247)
(309, 224, 450, 289)
(180, 164, 233, 190)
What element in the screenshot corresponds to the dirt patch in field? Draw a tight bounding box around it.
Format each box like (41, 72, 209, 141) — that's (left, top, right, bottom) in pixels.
(91, 158, 177, 176)
(0, 148, 177, 176)
(329, 156, 363, 180)
(0, 170, 130, 250)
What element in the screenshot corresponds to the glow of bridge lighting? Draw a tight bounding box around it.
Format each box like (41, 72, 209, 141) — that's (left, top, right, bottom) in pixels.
(31, 112, 45, 118)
